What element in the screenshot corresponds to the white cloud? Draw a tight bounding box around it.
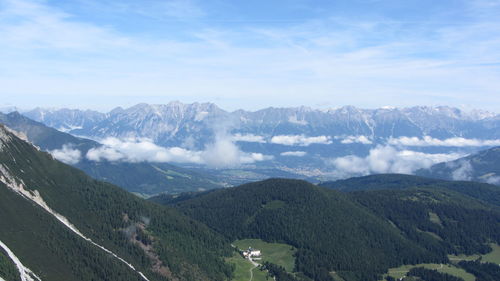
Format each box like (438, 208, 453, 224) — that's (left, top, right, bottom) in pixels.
(339, 135, 372, 144)
(86, 137, 203, 163)
(330, 145, 463, 177)
(388, 136, 500, 147)
(448, 160, 474, 181)
(86, 135, 272, 168)
(271, 135, 332, 146)
(280, 151, 307, 157)
(2, 1, 500, 112)
(231, 133, 266, 143)
(50, 144, 82, 164)
(485, 175, 500, 185)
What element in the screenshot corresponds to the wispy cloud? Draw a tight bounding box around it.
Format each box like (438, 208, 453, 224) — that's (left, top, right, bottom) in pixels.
(338, 135, 372, 145)
(231, 133, 266, 143)
(388, 136, 500, 147)
(271, 135, 332, 146)
(1, 0, 500, 111)
(448, 160, 474, 181)
(280, 151, 307, 157)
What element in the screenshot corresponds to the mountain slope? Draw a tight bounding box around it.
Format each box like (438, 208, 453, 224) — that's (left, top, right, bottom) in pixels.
(157, 177, 500, 281)
(162, 179, 448, 281)
(320, 174, 500, 206)
(416, 146, 500, 185)
(0, 112, 225, 196)
(0, 111, 97, 151)
(0, 124, 233, 281)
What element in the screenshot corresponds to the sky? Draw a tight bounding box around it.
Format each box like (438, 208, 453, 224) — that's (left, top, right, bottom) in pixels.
(1, 0, 500, 112)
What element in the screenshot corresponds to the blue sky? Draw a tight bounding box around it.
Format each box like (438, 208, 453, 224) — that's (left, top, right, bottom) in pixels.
(1, 0, 499, 111)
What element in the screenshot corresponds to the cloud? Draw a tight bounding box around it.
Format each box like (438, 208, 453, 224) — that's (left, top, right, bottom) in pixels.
(485, 175, 500, 185)
(388, 136, 500, 147)
(202, 133, 272, 167)
(280, 151, 307, 157)
(330, 145, 463, 177)
(86, 137, 203, 163)
(50, 144, 82, 164)
(2, 1, 500, 112)
(86, 135, 272, 168)
(448, 160, 474, 181)
(232, 133, 266, 143)
(271, 135, 332, 146)
(339, 135, 372, 144)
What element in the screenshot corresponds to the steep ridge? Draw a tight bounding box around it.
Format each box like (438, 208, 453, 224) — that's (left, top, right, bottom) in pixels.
(0, 124, 233, 281)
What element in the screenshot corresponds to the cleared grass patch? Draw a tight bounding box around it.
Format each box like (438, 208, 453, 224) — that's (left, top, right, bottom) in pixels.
(384, 263, 475, 281)
(226, 253, 268, 281)
(448, 243, 500, 264)
(428, 211, 443, 226)
(233, 239, 296, 272)
(482, 243, 500, 264)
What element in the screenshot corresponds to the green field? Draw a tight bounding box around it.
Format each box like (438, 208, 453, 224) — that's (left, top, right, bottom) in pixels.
(384, 263, 475, 281)
(383, 243, 500, 281)
(449, 243, 500, 264)
(233, 239, 296, 272)
(226, 253, 268, 281)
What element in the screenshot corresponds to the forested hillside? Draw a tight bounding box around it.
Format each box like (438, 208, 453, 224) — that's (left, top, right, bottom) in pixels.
(161, 177, 500, 281)
(166, 179, 449, 281)
(321, 174, 500, 206)
(0, 124, 233, 281)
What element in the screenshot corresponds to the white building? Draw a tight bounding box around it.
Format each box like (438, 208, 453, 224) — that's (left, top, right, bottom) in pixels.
(242, 247, 261, 258)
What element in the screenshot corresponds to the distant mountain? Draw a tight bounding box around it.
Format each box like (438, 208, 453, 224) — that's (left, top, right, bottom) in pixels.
(416, 146, 500, 185)
(21, 102, 500, 180)
(24, 103, 500, 146)
(0, 124, 233, 281)
(157, 178, 500, 281)
(0, 112, 225, 196)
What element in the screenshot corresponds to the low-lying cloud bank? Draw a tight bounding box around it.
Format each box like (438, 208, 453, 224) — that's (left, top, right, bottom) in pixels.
(51, 135, 273, 168)
(87, 136, 272, 168)
(271, 135, 332, 146)
(338, 135, 373, 144)
(389, 136, 500, 147)
(280, 151, 307, 157)
(330, 145, 463, 177)
(50, 145, 81, 164)
(232, 133, 266, 143)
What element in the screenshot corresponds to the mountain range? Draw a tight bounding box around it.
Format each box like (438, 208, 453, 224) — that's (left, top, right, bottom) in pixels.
(22, 103, 499, 143)
(8, 102, 498, 181)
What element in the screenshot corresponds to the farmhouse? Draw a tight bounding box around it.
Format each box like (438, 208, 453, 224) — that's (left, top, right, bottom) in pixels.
(242, 247, 261, 258)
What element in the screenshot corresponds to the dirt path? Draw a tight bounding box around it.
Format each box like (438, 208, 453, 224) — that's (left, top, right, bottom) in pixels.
(248, 258, 259, 281)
